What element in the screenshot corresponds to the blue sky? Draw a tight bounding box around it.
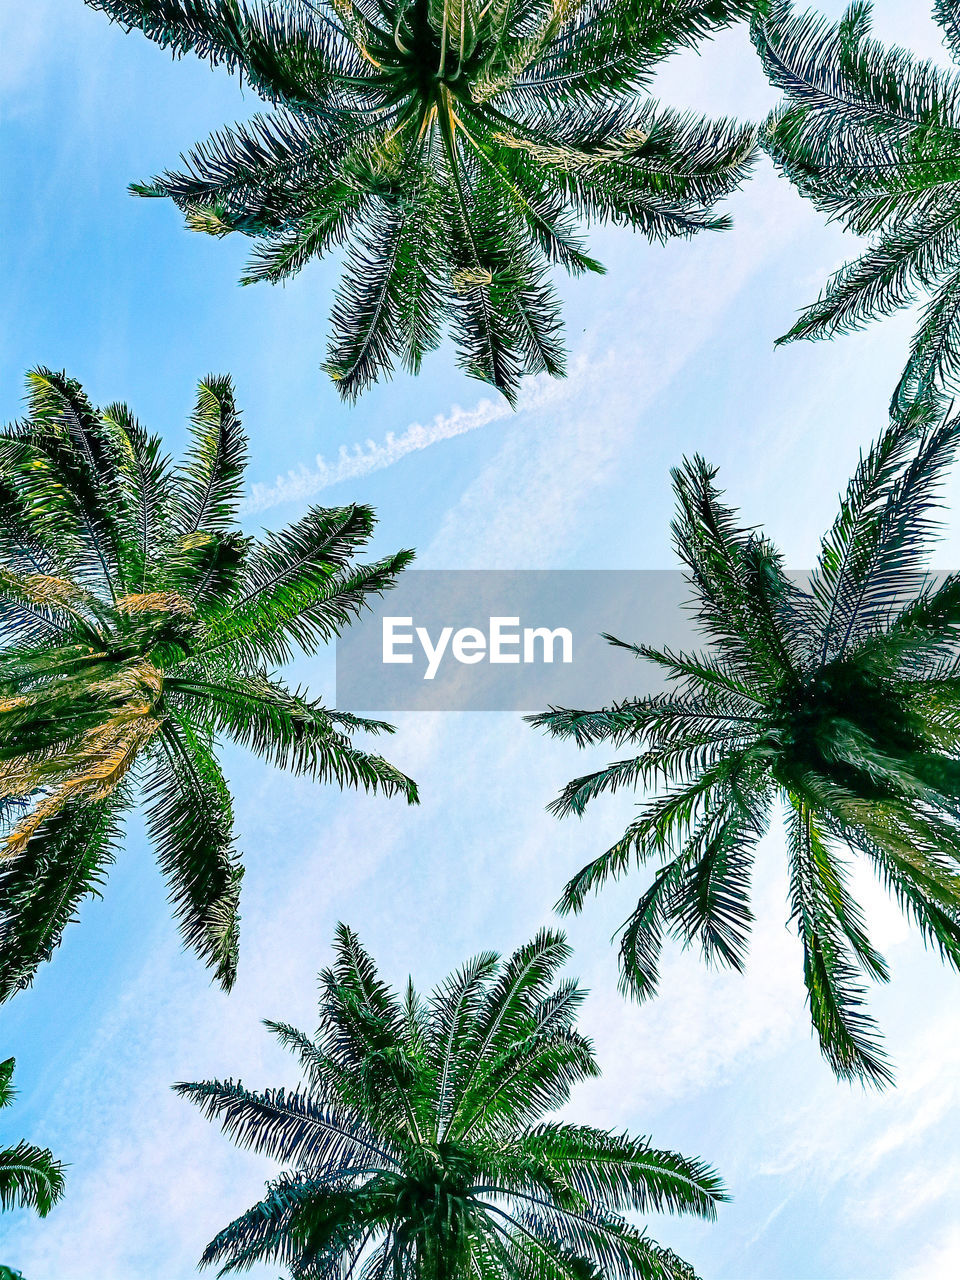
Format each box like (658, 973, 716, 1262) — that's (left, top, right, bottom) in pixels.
(2, 2, 960, 1277)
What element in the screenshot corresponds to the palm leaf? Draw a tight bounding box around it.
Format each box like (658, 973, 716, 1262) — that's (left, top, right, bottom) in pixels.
(0, 1141, 66, 1217)
(173, 376, 248, 536)
(787, 797, 893, 1086)
(0, 795, 126, 1001)
(142, 721, 243, 989)
(755, 0, 960, 409)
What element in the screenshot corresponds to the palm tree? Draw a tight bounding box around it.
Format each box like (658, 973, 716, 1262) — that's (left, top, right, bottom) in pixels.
(0, 368, 417, 1000)
(753, 0, 960, 413)
(84, 0, 757, 404)
(530, 405, 960, 1087)
(181, 925, 725, 1278)
(0, 1057, 66, 1220)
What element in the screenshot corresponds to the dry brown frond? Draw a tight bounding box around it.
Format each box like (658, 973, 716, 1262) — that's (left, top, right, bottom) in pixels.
(0, 710, 162, 858)
(452, 266, 494, 290)
(0, 569, 96, 616)
(117, 592, 196, 618)
(184, 205, 235, 237)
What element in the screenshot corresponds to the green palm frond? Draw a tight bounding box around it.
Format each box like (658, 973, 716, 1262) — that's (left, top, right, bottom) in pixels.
(20, 368, 128, 597)
(179, 928, 724, 1276)
(0, 797, 127, 1002)
(198, 503, 413, 666)
(323, 158, 449, 395)
(810, 408, 960, 658)
(937, 1, 960, 62)
(0, 1059, 14, 1110)
(143, 721, 243, 989)
(173, 376, 247, 536)
(786, 796, 892, 1085)
(0, 370, 416, 1000)
(103, 402, 176, 595)
(86, 0, 757, 401)
(0, 1142, 66, 1218)
(754, 0, 960, 413)
(175, 1077, 398, 1168)
(166, 668, 416, 800)
(531, 405, 960, 1085)
(0, 1058, 66, 1219)
(512, 1121, 727, 1218)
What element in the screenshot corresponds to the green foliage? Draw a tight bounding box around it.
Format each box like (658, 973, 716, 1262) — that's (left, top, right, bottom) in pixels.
(0, 369, 417, 1000)
(180, 926, 724, 1277)
(754, 0, 960, 414)
(530, 404, 960, 1086)
(0, 1057, 66, 1220)
(86, 0, 757, 403)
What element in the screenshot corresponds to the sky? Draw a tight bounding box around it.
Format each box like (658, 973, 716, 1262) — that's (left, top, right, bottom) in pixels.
(2, 2, 960, 1278)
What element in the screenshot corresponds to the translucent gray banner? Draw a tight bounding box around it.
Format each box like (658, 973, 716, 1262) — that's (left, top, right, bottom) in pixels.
(336, 570, 715, 711)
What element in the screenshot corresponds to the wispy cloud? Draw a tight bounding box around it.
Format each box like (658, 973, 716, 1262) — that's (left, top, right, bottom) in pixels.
(242, 372, 572, 514)
(896, 1223, 960, 1280)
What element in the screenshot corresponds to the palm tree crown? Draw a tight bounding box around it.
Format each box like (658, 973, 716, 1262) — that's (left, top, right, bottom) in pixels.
(0, 1057, 66, 1220)
(530, 406, 960, 1087)
(181, 925, 725, 1278)
(754, 0, 960, 412)
(0, 369, 416, 1000)
(85, 0, 756, 403)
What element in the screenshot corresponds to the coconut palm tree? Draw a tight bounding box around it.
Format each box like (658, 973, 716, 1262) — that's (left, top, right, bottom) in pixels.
(530, 404, 960, 1087)
(753, 0, 960, 413)
(0, 1057, 65, 1220)
(0, 369, 417, 1001)
(181, 925, 725, 1278)
(84, 0, 757, 404)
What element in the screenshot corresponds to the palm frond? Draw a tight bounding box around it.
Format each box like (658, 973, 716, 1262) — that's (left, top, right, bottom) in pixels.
(176, 1077, 397, 1169)
(200, 504, 411, 665)
(323, 193, 437, 398)
(786, 796, 893, 1086)
(23, 368, 128, 598)
(755, 0, 960, 408)
(0, 1140, 67, 1217)
(104, 401, 176, 594)
(810, 410, 960, 658)
(936, 0, 960, 64)
(86, 0, 372, 104)
(515, 1122, 726, 1219)
(173, 375, 248, 536)
(143, 721, 243, 990)
(167, 669, 417, 800)
(0, 796, 126, 1001)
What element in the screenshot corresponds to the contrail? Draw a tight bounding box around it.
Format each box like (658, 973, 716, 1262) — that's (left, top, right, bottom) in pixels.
(241, 371, 572, 514)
